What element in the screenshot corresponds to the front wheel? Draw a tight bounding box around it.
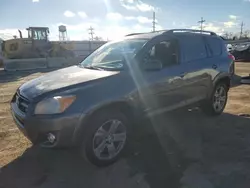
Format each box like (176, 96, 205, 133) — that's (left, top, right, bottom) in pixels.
(201, 82, 228, 116)
(80, 110, 128, 167)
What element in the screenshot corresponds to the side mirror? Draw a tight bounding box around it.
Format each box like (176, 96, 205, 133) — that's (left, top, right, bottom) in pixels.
(142, 59, 163, 71)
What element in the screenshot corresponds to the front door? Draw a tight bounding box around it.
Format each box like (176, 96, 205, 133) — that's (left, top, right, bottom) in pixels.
(137, 37, 189, 115)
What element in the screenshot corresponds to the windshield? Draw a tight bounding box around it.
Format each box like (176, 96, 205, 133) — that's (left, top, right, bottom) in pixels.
(80, 39, 147, 70)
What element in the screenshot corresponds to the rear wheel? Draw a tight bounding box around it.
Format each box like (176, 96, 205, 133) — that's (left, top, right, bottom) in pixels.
(201, 82, 228, 116)
(80, 110, 128, 167)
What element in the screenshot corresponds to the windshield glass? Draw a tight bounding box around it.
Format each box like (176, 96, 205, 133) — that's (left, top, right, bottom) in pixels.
(80, 39, 147, 70)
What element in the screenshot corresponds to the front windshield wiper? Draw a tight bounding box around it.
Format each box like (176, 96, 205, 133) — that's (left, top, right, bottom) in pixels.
(80, 65, 104, 71)
(93, 64, 124, 71)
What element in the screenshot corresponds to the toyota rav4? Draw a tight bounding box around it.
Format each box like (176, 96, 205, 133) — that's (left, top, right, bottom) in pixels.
(11, 29, 234, 166)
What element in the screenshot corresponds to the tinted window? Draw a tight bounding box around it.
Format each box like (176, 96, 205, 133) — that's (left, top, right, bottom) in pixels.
(206, 37, 222, 56)
(181, 36, 207, 62)
(146, 40, 178, 67)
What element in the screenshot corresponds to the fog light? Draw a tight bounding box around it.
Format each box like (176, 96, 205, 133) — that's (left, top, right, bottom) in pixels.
(47, 133, 56, 143)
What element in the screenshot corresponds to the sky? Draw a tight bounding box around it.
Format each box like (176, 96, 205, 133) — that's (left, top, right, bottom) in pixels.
(0, 0, 250, 41)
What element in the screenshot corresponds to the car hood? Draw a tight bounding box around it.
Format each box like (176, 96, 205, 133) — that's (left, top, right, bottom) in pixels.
(19, 66, 119, 99)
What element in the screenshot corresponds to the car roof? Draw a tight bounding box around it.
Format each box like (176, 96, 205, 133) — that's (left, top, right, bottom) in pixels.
(124, 29, 218, 40)
(125, 31, 166, 39)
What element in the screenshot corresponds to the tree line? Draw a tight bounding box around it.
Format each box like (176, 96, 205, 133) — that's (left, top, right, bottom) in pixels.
(222, 30, 250, 40)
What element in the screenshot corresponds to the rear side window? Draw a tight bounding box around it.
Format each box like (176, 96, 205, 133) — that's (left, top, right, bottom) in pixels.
(180, 36, 207, 62)
(206, 37, 222, 56)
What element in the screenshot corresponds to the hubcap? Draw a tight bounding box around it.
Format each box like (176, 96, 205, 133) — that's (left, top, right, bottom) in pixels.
(213, 85, 227, 112)
(93, 119, 126, 160)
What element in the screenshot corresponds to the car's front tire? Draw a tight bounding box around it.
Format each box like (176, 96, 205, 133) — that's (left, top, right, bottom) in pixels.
(80, 110, 129, 167)
(201, 82, 228, 116)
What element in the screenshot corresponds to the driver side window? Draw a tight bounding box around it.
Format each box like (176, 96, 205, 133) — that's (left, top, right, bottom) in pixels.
(146, 40, 178, 67)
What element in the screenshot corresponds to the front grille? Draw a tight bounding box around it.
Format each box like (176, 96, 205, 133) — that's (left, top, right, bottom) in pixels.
(14, 93, 29, 113)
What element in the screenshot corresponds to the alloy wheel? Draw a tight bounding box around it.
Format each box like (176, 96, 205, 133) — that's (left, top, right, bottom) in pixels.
(92, 119, 127, 160)
(213, 85, 227, 112)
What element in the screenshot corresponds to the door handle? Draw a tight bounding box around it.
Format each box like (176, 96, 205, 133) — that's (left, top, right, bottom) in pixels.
(212, 64, 217, 69)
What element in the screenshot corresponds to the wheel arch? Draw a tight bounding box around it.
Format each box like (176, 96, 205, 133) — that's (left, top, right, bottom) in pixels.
(202, 73, 230, 116)
(213, 73, 231, 90)
(72, 100, 136, 145)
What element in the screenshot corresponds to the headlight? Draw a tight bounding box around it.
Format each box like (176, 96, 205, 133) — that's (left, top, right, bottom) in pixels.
(34, 95, 76, 115)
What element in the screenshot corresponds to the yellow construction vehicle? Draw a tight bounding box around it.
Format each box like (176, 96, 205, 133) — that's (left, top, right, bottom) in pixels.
(2, 27, 75, 59)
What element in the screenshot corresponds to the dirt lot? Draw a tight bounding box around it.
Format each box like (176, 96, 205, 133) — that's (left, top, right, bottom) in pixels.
(1, 64, 250, 188)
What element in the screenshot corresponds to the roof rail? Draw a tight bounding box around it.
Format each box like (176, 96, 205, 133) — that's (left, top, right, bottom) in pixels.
(220, 36, 226, 40)
(126, 30, 170, 36)
(164, 29, 217, 36)
(125, 32, 150, 36)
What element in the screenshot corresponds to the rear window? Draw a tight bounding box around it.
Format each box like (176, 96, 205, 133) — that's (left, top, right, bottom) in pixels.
(180, 35, 207, 62)
(206, 37, 222, 56)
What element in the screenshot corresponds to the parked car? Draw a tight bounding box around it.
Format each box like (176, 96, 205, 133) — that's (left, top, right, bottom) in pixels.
(11, 29, 234, 166)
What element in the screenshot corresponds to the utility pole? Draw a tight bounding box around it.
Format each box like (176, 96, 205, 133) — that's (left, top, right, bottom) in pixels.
(198, 17, 206, 31)
(152, 11, 156, 32)
(240, 21, 244, 39)
(88, 26, 94, 41)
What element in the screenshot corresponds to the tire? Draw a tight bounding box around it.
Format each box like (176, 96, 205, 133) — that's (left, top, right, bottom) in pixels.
(201, 82, 228, 116)
(80, 110, 129, 167)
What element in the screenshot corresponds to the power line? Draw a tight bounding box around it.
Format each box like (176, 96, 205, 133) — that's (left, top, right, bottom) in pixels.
(88, 26, 94, 41)
(152, 11, 156, 32)
(198, 17, 206, 31)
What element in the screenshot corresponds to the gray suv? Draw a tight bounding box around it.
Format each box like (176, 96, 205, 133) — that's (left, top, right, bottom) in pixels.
(11, 29, 234, 166)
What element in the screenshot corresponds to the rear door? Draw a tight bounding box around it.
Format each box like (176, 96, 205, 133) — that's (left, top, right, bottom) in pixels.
(177, 35, 212, 103)
(205, 36, 231, 76)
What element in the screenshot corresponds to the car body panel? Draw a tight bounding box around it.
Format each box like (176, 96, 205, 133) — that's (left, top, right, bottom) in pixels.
(136, 35, 186, 112)
(18, 66, 120, 100)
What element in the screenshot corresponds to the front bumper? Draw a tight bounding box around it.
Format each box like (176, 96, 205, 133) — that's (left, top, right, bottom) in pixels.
(10, 102, 81, 148)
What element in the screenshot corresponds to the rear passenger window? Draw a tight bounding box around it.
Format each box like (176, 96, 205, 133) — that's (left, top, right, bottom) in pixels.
(181, 36, 207, 62)
(206, 38, 222, 56)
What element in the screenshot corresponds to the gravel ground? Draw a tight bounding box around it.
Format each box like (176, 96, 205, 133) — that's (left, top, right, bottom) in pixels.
(1, 63, 250, 188)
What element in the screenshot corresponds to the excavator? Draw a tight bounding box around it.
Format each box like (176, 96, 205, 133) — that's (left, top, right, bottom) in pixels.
(2, 27, 75, 59)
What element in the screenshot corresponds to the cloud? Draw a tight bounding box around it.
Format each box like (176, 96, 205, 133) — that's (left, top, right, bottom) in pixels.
(48, 19, 101, 40)
(106, 13, 154, 24)
(137, 16, 152, 24)
(32, 0, 39, 2)
(78, 11, 88, 19)
(124, 16, 135, 20)
(99, 25, 152, 40)
(125, 16, 153, 24)
(106, 12, 123, 20)
(155, 24, 163, 31)
(0, 18, 160, 42)
(224, 21, 237, 28)
(0, 29, 27, 40)
(120, 0, 155, 12)
(191, 23, 224, 35)
(64, 10, 75, 18)
(49, 21, 155, 41)
(229, 15, 237, 20)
